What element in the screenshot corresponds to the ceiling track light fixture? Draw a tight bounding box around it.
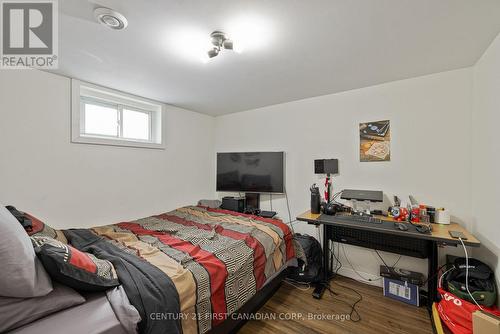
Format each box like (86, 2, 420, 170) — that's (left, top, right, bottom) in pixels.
(207, 31, 234, 58)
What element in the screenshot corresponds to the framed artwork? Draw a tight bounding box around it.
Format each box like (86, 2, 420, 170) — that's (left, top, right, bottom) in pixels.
(359, 120, 391, 162)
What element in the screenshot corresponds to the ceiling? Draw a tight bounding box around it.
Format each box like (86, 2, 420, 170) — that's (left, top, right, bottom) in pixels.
(54, 0, 500, 116)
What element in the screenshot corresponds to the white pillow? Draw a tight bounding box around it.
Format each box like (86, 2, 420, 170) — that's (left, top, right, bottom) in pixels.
(0, 205, 52, 297)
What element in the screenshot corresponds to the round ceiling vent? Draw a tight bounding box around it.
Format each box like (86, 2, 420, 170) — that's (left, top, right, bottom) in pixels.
(94, 8, 128, 30)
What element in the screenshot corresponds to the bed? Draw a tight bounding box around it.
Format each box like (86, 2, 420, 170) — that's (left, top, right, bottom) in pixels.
(34, 205, 295, 334)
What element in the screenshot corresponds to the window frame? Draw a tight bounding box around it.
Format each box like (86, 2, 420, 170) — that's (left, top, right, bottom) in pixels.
(71, 79, 165, 149)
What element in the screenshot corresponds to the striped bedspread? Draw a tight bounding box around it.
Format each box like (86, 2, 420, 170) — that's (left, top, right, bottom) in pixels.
(82, 205, 295, 334)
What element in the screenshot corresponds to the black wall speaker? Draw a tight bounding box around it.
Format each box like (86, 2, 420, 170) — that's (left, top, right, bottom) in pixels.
(314, 159, 339, 175)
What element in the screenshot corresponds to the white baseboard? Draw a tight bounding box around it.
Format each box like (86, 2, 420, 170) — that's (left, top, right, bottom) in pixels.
(335, 267, 383, 288)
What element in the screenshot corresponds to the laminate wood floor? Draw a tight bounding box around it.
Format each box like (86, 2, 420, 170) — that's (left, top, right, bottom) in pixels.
(239, 276, 433, 334)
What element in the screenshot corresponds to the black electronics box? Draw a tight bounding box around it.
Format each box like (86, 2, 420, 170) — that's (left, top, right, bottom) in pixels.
(380, 266, 425, 286)
(221, 197, 246, 213)
(314, 159, 339, 174)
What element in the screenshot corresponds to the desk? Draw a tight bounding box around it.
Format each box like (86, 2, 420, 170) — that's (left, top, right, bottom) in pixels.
(298, 211, 480, 246)
(296, 210, 480, 308)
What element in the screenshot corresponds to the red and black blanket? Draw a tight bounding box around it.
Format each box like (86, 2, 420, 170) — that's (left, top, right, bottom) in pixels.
(66, 205, 295, 334)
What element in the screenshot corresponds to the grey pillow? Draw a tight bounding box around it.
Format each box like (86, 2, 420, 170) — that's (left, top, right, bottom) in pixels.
(0, 282, 85, 332)
(197, 199, 222, 208)
(0, 205, 53, 297)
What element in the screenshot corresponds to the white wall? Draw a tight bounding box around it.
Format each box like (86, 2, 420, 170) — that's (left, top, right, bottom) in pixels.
(1, 49, 497, 290)
(0, 70, 215, 229)
(215, 68, 473, 284)
(471, 32, 500, 287)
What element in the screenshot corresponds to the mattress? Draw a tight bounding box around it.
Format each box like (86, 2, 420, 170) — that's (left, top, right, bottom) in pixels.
(63, 206, 295, 334)
(8, 287, 139, 334)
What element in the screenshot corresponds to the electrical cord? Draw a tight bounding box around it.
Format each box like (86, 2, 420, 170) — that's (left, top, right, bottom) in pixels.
(374, 250, 402, 271)
(374, 250, 391, 270)
(290, 226, 360, 318)
(322, 281, 362, 322)
(329, 242, 335, 276)
(392, 255, 402, 268)
(415, 265, 456, 303)
(286, 268, 361, 321)
(336, 244, 403, 283)
(423, 263, 449, 286)
(284, 188, 295, 234)
(325, 245, 415, 323)
(330, 190, 342, 199)
(459, 237, 483, 310)
(334, 281, 363, 322)
(319, 229, 342, 280)
(338, 244, 451, 307)
(334, 243, 342, 275)
(438, 266, 455, 288)
(316, 230, 363, 322)
(331, 189, 345, 206)
(329, 241, 342, 279)
(284, 278, 311, 291)
(341, 244, 381, 282)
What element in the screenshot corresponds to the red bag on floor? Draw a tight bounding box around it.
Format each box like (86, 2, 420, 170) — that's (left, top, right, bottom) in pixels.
(437, 288, 500, 334)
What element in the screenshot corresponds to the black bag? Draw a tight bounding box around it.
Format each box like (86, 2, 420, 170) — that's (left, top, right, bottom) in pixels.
(287, 233, 323, 283)
(443, 257, 497, 307)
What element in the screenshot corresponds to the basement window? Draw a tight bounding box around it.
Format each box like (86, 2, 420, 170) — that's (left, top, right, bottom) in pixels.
(71, 79, 165, 149)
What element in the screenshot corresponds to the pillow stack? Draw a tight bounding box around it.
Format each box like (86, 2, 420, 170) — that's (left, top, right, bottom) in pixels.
(0, 205, 80, 332)
(0, 204, 119, 332)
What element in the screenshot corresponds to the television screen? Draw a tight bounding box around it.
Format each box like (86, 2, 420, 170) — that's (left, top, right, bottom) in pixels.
(216, 152, 285, 193)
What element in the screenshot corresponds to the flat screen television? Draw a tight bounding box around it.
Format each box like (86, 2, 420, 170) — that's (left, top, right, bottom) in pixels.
(216, 152, 285, 193)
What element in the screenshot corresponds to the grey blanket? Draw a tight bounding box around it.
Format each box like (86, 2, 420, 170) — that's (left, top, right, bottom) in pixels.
(64, 229, 182, 334)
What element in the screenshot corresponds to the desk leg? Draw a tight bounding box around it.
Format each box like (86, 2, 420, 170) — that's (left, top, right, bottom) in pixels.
(312, 224, 330, 299)
(427, 242, 439, 309)
(427, 242, 439, 334)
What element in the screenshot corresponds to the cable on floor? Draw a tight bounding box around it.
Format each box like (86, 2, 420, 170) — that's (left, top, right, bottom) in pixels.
(284, 278, 311, 291)
(322, 281, 363, 322)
